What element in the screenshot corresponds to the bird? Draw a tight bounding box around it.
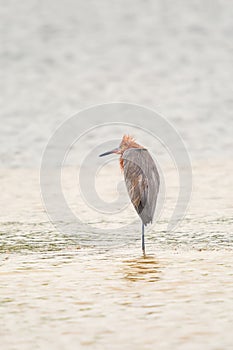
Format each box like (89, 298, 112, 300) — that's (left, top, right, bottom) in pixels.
(99, 135, 160, 254)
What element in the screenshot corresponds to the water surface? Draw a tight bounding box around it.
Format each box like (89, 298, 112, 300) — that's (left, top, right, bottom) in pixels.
(1, 0, 233, 349)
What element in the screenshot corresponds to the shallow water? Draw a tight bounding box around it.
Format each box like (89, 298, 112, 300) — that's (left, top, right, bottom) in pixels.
(1, 163, 233, 349)
(1, 0, 233, 349)
(1, 249, 233, 350)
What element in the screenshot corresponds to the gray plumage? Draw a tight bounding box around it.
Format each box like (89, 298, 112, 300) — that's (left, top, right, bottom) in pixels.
(123, 148, 160, 225)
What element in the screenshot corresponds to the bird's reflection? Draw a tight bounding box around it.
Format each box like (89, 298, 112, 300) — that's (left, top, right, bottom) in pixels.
(122, 255, 161, 282)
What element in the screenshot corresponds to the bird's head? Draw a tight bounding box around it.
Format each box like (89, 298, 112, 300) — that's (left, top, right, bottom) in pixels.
(99, 134, 142, 157)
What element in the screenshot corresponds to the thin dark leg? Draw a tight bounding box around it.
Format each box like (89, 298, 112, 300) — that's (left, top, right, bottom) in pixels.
(142, 223, 145, 255)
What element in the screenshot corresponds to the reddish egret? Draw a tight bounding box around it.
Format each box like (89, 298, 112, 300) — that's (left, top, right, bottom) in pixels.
(99, 135, 160, 254)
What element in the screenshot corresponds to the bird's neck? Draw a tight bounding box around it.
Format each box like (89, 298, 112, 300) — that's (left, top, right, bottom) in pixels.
(119, 144, 144, 171)
(119, 157, 124, 171)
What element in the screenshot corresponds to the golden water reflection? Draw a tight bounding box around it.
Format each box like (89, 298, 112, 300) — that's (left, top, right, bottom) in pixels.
(122, 255, 161, 282)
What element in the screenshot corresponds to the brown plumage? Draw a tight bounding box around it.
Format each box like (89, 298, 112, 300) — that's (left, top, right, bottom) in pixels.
(99, 134, 160, 253)
(118, 135, 144, 170)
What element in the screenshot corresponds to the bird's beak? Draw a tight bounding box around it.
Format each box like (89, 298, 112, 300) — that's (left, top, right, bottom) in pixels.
(99, 147, 120, 157)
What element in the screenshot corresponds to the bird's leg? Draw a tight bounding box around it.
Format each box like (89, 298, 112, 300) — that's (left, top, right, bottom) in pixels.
(142, 223, 145, 255)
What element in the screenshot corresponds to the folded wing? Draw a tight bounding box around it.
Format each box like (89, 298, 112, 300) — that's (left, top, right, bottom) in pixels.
(123, 148, 160, 225)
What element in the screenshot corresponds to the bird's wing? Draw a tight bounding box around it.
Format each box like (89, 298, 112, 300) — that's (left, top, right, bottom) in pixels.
(123, 148, 160, 225)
